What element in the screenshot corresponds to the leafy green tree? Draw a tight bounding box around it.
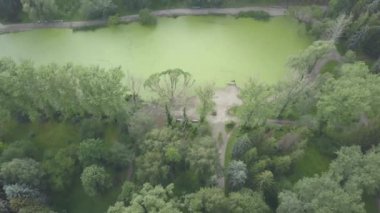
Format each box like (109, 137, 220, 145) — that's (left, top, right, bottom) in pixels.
(317, 62, 380, 129)
(277, 175, 365, 213)
(184, 187, 228, 213)
(117, 180, 136, 204)
(113, 183, 181, 212)
(0, 158, 44, 187)
(139, 8, 157, 26)
(80, 165, 112, 197)
(0, 140, 38, 163)
(232, 134, 250, 159)
(43, 147, 77, 191)
(135, 128, 182, 184)
(228, 189, 270, 213)
(196, 84, 215, 122)
(21, 0, 58, 20)
(238, 80, 274, 129)
(187, 136, 218, 178)
(0, 59, 129, 121)
(226, 160, 247, 190)
(107, 202, 126, 213)
(79, 0, 116, 19)
(273, 156, 292, 175)
(78, 139, 107, 166)
(254, 170, 274, 191)
(107, 142, 131, 169)
(328, 146, 380, 195)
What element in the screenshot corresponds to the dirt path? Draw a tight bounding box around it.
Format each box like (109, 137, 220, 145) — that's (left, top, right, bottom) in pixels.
(0, 6, 286, 34)
(207, 85, 242, 187)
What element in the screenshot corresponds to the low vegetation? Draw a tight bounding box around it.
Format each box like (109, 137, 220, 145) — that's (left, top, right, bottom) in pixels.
(236, 10, 271, 21)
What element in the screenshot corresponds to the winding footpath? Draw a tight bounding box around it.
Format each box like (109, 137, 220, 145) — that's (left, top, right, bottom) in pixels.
(0, 6, 286, 34)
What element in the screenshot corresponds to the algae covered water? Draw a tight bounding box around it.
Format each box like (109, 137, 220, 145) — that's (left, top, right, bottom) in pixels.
(0, 16, 311, 86)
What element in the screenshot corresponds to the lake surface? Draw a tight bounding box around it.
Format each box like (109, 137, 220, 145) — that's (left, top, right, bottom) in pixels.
(0, 16, 311, 86)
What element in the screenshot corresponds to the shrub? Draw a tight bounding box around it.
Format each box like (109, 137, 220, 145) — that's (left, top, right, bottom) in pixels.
(225, 121, 236, 132)
(237, 11, 271, 21)
(139, 9, 157, 26)
(108, 15, 120, 26)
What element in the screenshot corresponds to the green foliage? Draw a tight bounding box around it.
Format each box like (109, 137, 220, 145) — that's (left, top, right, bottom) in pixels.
(0, 158, 44, 187)
(79, 0, 116, 19)
(317, 62, 380, 129)
(184, 187, 229, 213)
(187, 136, 218, 178)
(108, 14, 120, 26)
(328, 146, 380, 195)
(255, 170, 274, 190)
(228, 189, 270, 213)
(196, 84, 215, 122)
(78, 139, 107, 166)
(135, 128, 182, 184)
(232, 134, 250, 160)
(0, 140, 38, 163)
(80, 165, 112, 197)
(21, 0, 58, 20)
(273, 156, 292, 175)
(139, 9, 157, 26)
(361, 27, 380, 58)
(79, 118, 105, 140)
(43, 147, 77, 191)
(184, 187, 270, 213)
(226, 160, 247, 190)
(278, 175, 365, 213)
(109, 183, 180, 212)
(236, 10, 271, 21)
(127, 183, 180, 212)
(278, 144, 380, 213)
(117, 180, 136, 204)
(107, 142, 131, 169)
(0, 58, 129, 121)
(238, 80, 275, 129)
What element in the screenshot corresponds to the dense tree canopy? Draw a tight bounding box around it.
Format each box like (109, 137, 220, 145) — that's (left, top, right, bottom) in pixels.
(0, 58, 129, 121)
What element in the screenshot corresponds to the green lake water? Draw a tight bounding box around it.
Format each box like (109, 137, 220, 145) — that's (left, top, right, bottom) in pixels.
(0, 16, 311, 86)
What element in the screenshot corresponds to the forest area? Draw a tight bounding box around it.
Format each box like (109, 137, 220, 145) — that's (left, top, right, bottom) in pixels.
(0, 0, 380, 212)
(0, 0, 330, 23)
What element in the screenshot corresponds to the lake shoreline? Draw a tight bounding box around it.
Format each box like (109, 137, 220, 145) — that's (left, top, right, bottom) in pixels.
(0, 6, 287, 34)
